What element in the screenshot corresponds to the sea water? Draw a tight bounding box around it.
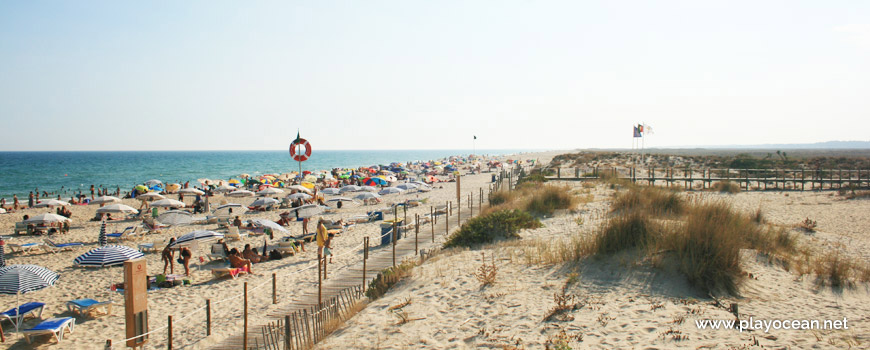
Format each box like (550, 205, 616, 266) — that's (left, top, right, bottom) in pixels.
(0, 149, 522, 200)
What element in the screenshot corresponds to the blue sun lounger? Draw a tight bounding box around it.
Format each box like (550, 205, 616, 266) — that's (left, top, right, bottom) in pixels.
(66, 298, 113, 317)
(21, 317, 75, 344)
(0, 301, 45, 330)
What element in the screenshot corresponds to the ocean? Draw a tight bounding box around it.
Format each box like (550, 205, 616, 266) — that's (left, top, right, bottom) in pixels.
(0, 149, 521, 200)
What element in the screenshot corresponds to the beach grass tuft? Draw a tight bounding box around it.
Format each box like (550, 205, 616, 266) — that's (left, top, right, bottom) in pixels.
(444, 209, 542, 248)
(711, 181, 741, 194)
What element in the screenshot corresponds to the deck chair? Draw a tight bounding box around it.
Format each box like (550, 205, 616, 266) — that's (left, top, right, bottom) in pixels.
(141, 219, 166, 234)
(211, 266, 249, 279)
(1, 302, 45, 330)
(138, 238, 165, 253)
(42, 239, 84, 253)
(7, 242, 44, 254)
(274, 241, 298, 256)
(13, 222, 29, 235)
(106, 226, 138, 242)
(207, 243, 228, 261)
(21, 317, 75, 344)
(66, 299, 113, 317)
(225, 226, 246, 241)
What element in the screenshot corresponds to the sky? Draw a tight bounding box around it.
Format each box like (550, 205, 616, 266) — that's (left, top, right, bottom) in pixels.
(1, 1, 869, 151)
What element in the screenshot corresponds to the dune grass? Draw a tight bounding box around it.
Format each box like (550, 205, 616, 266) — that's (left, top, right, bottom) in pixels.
(444, 209, 542, 248)
(711, 181, 741, 194)
(611, 186, 684, 216)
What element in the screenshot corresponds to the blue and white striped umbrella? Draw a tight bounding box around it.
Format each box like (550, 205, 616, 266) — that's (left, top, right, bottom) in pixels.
(99, 220, 107, 246)
(0, 240, 6, 268)
(0, 264, 59, 295)
(74, 245, 144, 267)
(169, 230, 224, 248)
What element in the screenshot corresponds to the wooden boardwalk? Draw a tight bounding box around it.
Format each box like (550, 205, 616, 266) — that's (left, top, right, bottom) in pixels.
(547, 166, 870, 191)
(212, 189, 492, 349)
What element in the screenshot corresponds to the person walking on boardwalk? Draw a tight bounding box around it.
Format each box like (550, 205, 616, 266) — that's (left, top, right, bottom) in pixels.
(316, 218, 328, 258)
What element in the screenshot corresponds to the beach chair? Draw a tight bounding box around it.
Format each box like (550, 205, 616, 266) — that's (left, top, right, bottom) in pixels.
(207, 243, 228, 261)
(274, 241, 297, 256)
(66, 299, 113, 317)
(106, 226, 138, 242)
(211, 266, 249, 279)
(141, 219, 166, 234)
(42, 239, 84, 253)
(1, 302, 45, 330)
(7, 242, 44, 254)
(13, 222, 29, 235)
(225, 226, 246, 241)
(21, 317, 75, 344)
(138, 238, 165, 253)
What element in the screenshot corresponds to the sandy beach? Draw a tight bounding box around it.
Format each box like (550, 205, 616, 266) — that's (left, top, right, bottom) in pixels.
(0, 151, 558, 349)
(315, 160, 870, 349)
(2, 149, 869, 349)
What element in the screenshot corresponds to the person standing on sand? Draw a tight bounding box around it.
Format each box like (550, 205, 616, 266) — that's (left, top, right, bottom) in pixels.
(13, 195, 20, 210)
(179, 247, 192, 276)
(90, 185, 95, 199)
(162, 238, 176, 275)
(316, 218, 328, 257)
(28, 192, 34, 208)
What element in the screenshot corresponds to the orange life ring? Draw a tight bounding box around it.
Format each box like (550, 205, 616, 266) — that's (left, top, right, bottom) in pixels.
(290, 138, 312, 162)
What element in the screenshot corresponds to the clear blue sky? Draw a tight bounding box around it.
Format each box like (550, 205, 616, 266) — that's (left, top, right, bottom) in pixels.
(1, 1, 868, 151)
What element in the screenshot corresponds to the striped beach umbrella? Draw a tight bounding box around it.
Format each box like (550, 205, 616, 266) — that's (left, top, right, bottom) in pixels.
(99, 220, 107, 246)
(0, 264, 60, 330)
(396, 183, 419, 191)
(0, 265, 59, 295)
(74, 245, 144, 267)
(169, 230, 224, 248)
(354, 192, 381, 201)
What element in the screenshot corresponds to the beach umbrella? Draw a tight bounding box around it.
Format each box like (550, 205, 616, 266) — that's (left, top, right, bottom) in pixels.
(144, 180, 162, 187)
(90, 195, 122, 205)
(396, 183, 419, 191)
(358, 186, 379, 192)
(303, 174, 317, 183)
(258, 187, 284, 196)
(300, 182, 315, 190)
(214, 184, 236, 193)
(170, 230, 224, 248)
(339, 185, 362, 193)
(158, 210, 194, 226)
(23, 213, 71, 225)
(96, 204, 139, 215)
(250, 219, 288, 233)
(286, 185, 312, 194)
(354, 192, 381, 201)
(325, 197, 354, 204)
(178, 188, 205, 195)
(287, 193, 312, 201)
(213, 203, 246, 216)
(363, 177, 388, 186)
(0, 264, 59, 331)
(227, 190, 255, 198)
(99, 220, 107, 246)
(74, 245, 144, 267)
(33, 199, 70, 208)
(320, 188, 340, 195)
(293, 204, 324, 219)
(150, 199, 185, 208)
(136, 192, 165, 201)
(250, 197, 279, 208)
(378, 187, 405, 195)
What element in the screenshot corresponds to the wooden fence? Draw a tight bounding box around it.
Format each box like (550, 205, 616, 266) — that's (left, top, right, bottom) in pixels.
(547, 166, 870, 191)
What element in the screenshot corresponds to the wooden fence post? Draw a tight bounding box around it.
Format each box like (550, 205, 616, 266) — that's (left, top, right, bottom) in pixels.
(415, 213, 419, 255)
(168, 315, 173, 350)
(206, 299, 211, 336)
(363, 237, 368, 292)
(318, 252, 322, 307)
(392, 221, 397, 268)
(272, 273, 277, 304)
(243, 282, 248, 350)
(430, 206, 435, 242)
(284, 315, 291, 350)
